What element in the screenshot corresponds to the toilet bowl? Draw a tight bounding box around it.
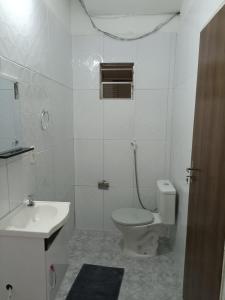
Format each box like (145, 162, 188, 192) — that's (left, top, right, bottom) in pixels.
(112, 180, 176, 257)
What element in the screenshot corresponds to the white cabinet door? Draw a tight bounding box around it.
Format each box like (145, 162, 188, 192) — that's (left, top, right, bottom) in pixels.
(45, 227, 69, 300)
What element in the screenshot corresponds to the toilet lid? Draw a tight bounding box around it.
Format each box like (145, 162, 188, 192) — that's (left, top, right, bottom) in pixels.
(112, 208, 154, 226)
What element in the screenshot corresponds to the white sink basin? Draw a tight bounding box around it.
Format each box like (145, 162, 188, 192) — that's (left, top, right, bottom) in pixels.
(0, 201, 70, 238)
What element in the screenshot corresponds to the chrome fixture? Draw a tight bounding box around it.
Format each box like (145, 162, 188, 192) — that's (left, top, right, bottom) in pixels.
(98, 180, 110, 190)
(186, 163, 200, 183)
(40, 110, 50, 131)
(27, 194, 35, 207)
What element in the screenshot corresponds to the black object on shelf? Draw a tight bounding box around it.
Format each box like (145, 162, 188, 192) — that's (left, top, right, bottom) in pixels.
(0, 147, 34, 159)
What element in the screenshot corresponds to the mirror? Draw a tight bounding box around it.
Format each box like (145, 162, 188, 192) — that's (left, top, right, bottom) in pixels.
(0, 76, 23, 153)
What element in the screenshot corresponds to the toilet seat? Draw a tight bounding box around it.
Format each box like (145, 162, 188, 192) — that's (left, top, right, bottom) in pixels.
(112, 208, 154, 226)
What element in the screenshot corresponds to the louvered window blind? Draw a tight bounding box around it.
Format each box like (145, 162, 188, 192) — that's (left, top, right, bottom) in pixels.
(100, 63, 134, 99)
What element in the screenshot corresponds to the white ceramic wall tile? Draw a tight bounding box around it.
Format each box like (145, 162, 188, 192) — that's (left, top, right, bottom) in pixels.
(135, 141, 166, 187)
(75, 186, 103, 230)
(103, 187, 133, 231)
(75, 139, 103, 186)
(0, 0, 48, 75)
(174, 16, 200, 87)
(47, 11, 72, 88)
(7, 156, 24, 210)
(74, 90, 103, 139)
(136, 33, 173, 89)
(24, 0, 49, 76)
(103, 36, 137, 62)
(48, 80, 74, 143)
(22, 152, 37, 199)
(63, 186, 75, 239)
(53, 139, 74, 202)
(72, 35, 103, 89)
(134, 90, 168, 140)
(35, 149, 55, 202)
(171, 80, 196, 195)
(0, 161, 9, 218)
(103, 100, 134, 139)
(104, 140, 134, 188)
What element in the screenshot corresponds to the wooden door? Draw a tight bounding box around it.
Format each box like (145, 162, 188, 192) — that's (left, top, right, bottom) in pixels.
(183, 5, 225, 300)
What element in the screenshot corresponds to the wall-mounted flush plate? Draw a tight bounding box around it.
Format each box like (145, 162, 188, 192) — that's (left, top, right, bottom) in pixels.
(98, 180, 110, 190)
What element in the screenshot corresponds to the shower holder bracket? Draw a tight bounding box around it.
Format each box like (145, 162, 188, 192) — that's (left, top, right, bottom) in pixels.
(98, 180, 110, 190)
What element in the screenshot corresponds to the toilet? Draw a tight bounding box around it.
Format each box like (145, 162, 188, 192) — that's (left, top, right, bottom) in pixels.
(112, 180, 176, 257)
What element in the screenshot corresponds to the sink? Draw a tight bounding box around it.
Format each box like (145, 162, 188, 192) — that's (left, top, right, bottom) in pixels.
(0, 201, 70, 238)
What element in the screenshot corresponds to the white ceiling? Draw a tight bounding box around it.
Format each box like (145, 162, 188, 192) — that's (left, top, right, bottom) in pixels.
(84, 0, 182, 16)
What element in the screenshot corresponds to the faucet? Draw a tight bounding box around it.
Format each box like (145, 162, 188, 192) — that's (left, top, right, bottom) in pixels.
(27, 194, 35, 207)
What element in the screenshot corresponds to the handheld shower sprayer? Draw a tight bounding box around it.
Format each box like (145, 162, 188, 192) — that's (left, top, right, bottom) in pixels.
(131, 140, 156, 213)
(131, 140, 147, 210)
(131, 140, 137, 150)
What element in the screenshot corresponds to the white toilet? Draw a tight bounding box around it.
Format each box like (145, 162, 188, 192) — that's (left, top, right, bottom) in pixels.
(112, 180, 176, 257)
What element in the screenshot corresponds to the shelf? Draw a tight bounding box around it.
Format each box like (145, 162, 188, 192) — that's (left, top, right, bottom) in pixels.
(0, 147, 34, 159)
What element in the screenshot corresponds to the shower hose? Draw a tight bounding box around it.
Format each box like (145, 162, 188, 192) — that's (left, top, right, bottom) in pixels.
(6, 284, 13, 300)
(131, 141, 156, 214)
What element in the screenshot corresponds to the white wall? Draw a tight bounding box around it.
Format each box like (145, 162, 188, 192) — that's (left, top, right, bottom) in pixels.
(72, 31, 177, 230)
(43, 0, 71, 32)
(0, 0, 74, 234)
(171, 0, 225, 276)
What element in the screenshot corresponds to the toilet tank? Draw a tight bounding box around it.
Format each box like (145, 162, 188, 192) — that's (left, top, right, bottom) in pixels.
(156, 180, 176, 225)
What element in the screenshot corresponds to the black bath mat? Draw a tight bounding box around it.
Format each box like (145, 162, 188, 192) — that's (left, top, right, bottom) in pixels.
(66, 264, 124, 300)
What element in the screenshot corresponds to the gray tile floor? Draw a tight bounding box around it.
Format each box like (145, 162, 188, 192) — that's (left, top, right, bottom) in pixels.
(56, 230, 183, 300)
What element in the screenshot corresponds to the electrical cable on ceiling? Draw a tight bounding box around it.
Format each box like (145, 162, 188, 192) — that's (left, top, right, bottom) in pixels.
(78, 0, 180, 41)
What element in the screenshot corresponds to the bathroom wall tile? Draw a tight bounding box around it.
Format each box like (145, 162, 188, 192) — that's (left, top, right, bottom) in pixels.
(0, 161, 9, 219)
(171, 80, 196, 186)
(103, 100, 134, 139)
(22, 152, 37, 199)
(74, 90, 103, 139)
(0, 0, 49, 75)
(136, 33, 172, 89)
(24, 0, 49, 76)
(135, 141, 167, 187)
(0, 0, 34, 67)
(103, 36, 137, 62)
(72, 35, 103, 89)
(47, 11, 73, 88)
(48, 80, 74, 144)
(104, 140, 134, 188)
(103, 187, 133, 231)
(7, 156, 25, 210)
(35, 149, 55, 202)
(75, 139, 103, 186)
(53, 139, 74, 201)
(75, 187, 103, 230)
(134, 90, 168, 140)
(63, 186, 75, 238)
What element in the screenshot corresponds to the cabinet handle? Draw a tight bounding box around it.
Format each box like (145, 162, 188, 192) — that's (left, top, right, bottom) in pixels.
(50, 265, 57, 290)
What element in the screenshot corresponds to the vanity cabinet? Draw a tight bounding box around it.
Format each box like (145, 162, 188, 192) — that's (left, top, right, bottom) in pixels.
(0, 226, 68, 300)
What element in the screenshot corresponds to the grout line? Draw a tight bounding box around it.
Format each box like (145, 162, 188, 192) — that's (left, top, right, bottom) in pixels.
(0, 55, 73, 91)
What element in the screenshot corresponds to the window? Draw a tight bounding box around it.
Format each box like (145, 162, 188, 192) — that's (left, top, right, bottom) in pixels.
(100, 63, 134, 99)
